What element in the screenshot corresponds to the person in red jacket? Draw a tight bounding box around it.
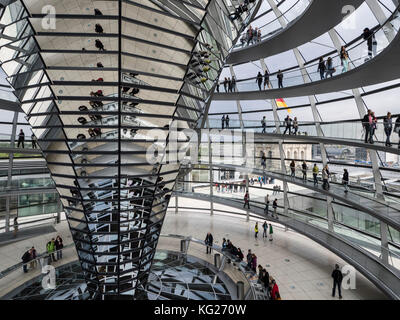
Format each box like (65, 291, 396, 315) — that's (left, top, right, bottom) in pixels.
(270, 279, 280, 300)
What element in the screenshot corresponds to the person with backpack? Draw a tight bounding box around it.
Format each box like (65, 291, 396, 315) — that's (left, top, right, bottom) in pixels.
(21, 249, 32, 273)
(261, 116, 266, 133)
(331, 264, 343, 299)
(262, 221, 268, 238)
(47, 238, 57, 263)
(269, 223, 274, 241)
(313, 163, 319, 186)
(205, 232, 213, 254)
(254, 222, 259, 238)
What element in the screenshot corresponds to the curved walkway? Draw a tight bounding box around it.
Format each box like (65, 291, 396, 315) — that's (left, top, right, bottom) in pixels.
(227, 0, 364, 65)
(214, 23, 400, 100)
(174, 192, 400, 299)
(202, 163, 400, 231)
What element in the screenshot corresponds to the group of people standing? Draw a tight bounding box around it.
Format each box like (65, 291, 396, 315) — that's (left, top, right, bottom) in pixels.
(21, 235, 63, 273)
(283, 115, 299, 135)
(16, 129, 37, 149)
(254, 221, 274, 241)
(217, 77, 236, 93)
(240, 25, 262, 47)
(362, 110, 400, 148)
(221, 115, 230, 129)
(255, 70, 282, 90)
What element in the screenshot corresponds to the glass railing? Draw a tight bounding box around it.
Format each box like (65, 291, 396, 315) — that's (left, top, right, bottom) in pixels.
(219, 5, 400, 92)
(233, 0, 311, 49)
(206, 118, 400, 148)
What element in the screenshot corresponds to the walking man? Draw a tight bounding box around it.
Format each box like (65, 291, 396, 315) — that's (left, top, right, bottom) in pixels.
(221, 115, 225, 130)
(17, 129, 25, 148)
(277, 70, 283, 88)
(254, 222, 259, 238)
(205, 232, 213, 254)
(331, 264, 343, 299)
(302, 161, 308, 181)
(283, 115, 292, 135)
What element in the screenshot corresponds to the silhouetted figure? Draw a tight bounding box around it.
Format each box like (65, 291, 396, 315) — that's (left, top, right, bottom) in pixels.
(17, 129, 25, 148)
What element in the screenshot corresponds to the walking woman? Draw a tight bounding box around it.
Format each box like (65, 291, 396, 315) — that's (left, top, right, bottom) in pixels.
(340, 46, 349, 73)
(318, 57, 326, 80)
